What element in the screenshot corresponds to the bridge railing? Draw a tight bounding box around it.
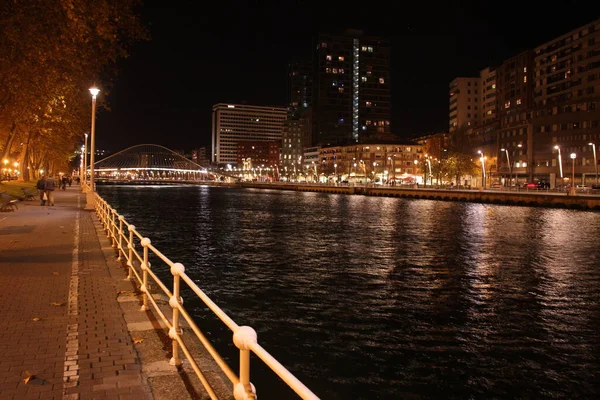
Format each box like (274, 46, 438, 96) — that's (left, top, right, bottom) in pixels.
(93, 194, 319, 400)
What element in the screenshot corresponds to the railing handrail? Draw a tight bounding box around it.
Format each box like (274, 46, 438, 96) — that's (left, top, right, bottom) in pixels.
(93, 193, 319, 400)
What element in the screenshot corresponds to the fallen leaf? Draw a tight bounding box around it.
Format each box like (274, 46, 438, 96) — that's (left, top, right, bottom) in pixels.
(52, 272, 59, 276)
(32, 317, 41, 322)
(23, 371, 35, 384)
(133, 338, 144, 344)
(51, 302, 64, 307)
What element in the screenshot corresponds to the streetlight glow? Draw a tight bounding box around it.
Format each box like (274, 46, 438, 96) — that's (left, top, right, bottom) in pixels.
(477, 150, 486, 188)
(589, 142, 598, 184)
(501, 148, 512, 187)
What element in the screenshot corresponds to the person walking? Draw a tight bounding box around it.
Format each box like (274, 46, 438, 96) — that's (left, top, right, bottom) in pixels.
(44, 174, 56, 206)
(36, 175, 46, 205)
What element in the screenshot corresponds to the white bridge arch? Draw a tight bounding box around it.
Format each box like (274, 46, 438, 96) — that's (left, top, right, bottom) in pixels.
(90, 144, 227, 183)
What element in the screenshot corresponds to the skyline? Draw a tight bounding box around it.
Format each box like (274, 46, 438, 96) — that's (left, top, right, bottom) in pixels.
(95, 1, 600, 152)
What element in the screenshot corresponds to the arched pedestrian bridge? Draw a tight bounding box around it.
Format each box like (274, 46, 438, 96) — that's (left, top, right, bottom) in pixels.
(92, 144, 232, 184)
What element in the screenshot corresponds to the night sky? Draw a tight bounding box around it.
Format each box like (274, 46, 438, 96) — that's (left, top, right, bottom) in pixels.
(96, 0, 600, 153)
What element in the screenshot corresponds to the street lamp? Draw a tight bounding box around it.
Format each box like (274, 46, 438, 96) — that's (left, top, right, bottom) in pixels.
(85, 87, 99, 210)
(477, 150, 486, 189)
(570, 153, 576, 195)
(554, 145, 563, 188)
(589, 142, 598, 184)
(334, 163, 337, 183)
(500, 148, 512, 188)
(83, 133, 88, 188)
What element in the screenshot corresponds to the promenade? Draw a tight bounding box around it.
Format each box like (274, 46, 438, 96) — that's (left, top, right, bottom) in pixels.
(0, 186, 213, 400)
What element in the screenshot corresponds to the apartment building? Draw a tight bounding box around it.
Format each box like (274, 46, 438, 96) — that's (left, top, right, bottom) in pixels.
(282, 60, 313, 170)
(449, 68, 497, 133)
(312, 30, 391, 146)
(211, 103, 287, 166)
(531, 19, 600, 186)
(316, 142, 424, 183)
(450, 18, 600, 187)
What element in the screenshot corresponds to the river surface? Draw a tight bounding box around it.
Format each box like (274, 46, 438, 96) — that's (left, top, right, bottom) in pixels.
(97, 185, 600, 399)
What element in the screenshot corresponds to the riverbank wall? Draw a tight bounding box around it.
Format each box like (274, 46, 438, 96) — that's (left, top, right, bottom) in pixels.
(240, 183, 600, 211)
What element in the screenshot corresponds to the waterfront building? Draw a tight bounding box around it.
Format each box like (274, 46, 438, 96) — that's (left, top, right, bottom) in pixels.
(237, 140, 281, 180)
(211, 103, 287, 167)
(313, 142, 424, 184)
(312, 29, 391, 146)
(449, 17, 600, 187)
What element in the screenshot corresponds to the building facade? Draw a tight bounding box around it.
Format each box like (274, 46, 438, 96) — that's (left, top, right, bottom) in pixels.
(211, 103, 287, 166)
(450, 18, 600, 187)
(449, 67, 498, 134)
(282, 61, 313, 170)
(312, 30, 391, 146)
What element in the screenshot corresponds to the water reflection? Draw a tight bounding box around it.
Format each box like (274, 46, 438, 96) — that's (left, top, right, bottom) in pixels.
(98, 186, 600, 399)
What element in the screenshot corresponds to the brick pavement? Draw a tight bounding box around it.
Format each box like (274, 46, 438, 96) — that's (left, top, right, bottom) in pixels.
(0, 186, 153, 399)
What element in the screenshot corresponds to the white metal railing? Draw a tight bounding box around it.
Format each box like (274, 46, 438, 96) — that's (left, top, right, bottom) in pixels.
(93, 193, 319, 400)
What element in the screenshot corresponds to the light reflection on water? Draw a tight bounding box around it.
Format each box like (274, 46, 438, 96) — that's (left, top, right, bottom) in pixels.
(98, 186, 600, 399)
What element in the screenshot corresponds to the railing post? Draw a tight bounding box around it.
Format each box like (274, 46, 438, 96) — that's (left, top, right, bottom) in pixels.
(140, 237, 151, 311)
(126, 225, 135, 280)
(110, 210, 116, 246)
(117, 215, 124, 261)
(168, 263, 185, 366)
(233, 326, 257, 400)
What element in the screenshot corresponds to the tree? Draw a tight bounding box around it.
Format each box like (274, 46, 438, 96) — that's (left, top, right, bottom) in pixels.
(0, 0, 148, 179)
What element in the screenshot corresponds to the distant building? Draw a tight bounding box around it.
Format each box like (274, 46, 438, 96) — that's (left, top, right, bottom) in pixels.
(237, 140, 280, 170)
(312, 29, 391, 146)
(191, 146, 211, 167)
(282, 60, 313, 170)
(449, 68, 497, 133)
(211, 103, 287, 167)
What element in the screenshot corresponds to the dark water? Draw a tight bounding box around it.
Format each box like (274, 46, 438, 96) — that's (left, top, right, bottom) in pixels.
(98, 185, 600, 399)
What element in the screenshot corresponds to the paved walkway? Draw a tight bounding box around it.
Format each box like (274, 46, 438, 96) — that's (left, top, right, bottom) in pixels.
(0, 186, 153, 399)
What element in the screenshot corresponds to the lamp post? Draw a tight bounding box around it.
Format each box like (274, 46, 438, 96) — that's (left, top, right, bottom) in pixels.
(426, 157, 432, 185)
(589, 142, 598, 184)
(500, 148, 511, 188)
(85, 87, 99, 210)
(83, 133, 88, 189)
(477, 150, 486, 189)
(334, 163, 337, 184)
(570, 153, 576, 195)
(554, 145, 563, 188)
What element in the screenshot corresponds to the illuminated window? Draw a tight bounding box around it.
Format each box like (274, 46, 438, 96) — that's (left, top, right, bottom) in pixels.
(366, 71, 372, 76)
(338, 87, 344, 93)
(524, 67, 527, 73)
(361, 76, 367, 82)
(361, 46, 368, 51)
(339, 69, 344, 74)
(504, 101, 511, 108)
(366, 101, 372, 107)
(332, 68, 338, 73)
(332, 82, 337, 87)
(339, 118, 344, 123)
(326, 55, 332, 61)
(366, 120, 372, 125)
(339, 56, 344, 61)
(325, 68, 331, 73)
(379, 78, 385, 84)
(524, 76, 527, 83)
(367, 46, 373, 52)
(321, 42, 327, 48)
(516, 99, 522, 105)
(492, 84, 496, 89)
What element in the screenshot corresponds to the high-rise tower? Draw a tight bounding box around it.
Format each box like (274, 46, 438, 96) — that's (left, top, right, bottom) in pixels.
(312, 29, 391, 146)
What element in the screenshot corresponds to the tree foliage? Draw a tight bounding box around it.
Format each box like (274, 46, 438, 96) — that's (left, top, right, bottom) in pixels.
(0, 0, 148, 179)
